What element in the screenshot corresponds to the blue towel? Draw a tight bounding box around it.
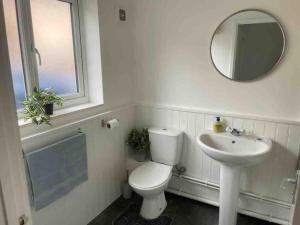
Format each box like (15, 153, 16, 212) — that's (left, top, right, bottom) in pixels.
(25, 133, 88, 210)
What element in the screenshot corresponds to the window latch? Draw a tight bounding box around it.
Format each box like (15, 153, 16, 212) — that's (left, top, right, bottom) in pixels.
(34, 47, 42, 66)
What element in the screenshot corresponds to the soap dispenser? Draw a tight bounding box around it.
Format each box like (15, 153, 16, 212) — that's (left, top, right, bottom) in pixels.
(213, 116, 223, 133)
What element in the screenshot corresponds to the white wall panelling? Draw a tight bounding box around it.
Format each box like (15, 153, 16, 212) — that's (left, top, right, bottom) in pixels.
(135, 104, 300, 224)
(0, 182, 7, 225)
(22, 105, 135, 225)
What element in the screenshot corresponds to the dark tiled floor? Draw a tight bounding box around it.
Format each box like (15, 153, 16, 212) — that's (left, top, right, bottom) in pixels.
(88, 193, 278, 225)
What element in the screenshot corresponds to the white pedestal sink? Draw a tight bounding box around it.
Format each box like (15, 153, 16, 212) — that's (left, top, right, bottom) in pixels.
(197, 132, 272, 225)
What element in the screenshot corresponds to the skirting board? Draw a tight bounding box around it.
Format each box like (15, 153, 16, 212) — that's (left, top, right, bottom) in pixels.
(167, 175, 291, 225)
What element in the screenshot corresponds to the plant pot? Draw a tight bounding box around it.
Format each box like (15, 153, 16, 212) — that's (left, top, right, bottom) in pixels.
(44, 103, 54, 115)
(134, 150, 147, 162)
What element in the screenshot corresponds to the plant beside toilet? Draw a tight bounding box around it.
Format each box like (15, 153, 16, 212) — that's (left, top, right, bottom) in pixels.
(127, 128, 151, 162)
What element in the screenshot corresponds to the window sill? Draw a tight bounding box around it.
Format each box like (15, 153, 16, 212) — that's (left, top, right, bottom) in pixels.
(18, 102, 103, 128)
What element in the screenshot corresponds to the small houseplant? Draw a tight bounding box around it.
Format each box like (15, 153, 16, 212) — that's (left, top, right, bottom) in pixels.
(127, 128, 150, 162)
(23, 87, 63, 125)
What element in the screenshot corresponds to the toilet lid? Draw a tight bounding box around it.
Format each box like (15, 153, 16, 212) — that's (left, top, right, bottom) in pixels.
(129, 161, 172, 189)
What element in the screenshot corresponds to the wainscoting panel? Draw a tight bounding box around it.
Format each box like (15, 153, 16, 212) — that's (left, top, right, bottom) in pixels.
(22, 106, 135, 225)
(0, 181, 7, 225)
(135, 104, 300, 224)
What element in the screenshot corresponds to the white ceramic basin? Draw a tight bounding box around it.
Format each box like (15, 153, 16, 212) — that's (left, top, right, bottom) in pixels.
(197, 132, 272, 166)
(196, 131, 272, 225)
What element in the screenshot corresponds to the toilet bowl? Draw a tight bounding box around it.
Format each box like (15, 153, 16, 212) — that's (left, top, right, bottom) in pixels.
(129, 127, 183, 219)
(129, 161, 172, 219)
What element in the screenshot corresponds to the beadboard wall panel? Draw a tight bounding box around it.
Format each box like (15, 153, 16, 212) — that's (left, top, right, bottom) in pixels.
(135, 104, 300, 223)
(0, 183, 7, 225)
(22, 106, 135, 225)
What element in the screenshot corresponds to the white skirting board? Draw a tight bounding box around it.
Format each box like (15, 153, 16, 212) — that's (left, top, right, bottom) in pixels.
(167, 175, 291, 225)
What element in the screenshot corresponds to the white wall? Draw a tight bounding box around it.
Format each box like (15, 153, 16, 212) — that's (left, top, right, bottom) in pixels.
(129, 1, 300, 223)
(131, 0, 300, 121)
(79, 0, 134, 110)
(98, 0, 134, 110)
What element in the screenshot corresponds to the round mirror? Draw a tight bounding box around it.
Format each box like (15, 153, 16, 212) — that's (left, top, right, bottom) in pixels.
(210, 9, 285, 81)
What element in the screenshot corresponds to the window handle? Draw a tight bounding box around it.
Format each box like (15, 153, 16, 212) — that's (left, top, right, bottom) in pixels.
(34, 47, 42, 66)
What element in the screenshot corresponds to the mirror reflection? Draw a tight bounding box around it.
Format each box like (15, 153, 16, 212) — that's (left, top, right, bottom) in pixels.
(210, 10, 285, 81)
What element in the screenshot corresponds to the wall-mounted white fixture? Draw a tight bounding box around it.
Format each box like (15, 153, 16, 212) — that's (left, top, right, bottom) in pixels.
(197, 132, 272, 225)
(101, 119, 119, 129)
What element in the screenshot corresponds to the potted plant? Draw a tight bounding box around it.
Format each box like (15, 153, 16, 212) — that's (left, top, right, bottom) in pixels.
(126, 128, 150, 162)
(23, 87, 63, 125)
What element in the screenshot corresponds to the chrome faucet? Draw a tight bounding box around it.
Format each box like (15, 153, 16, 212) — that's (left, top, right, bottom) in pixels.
(226, 127, 246, 136)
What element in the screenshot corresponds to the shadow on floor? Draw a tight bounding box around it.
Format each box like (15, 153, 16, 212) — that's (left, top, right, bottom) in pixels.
(88, 193, 278, 225)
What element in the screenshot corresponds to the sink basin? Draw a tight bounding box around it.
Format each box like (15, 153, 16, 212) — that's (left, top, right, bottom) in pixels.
(196, 132, 272, 225)
(197, 132, 272, 166)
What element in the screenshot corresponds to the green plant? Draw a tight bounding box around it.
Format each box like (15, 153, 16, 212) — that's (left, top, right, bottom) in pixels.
(126, 128, 150, 152)
(23, 87, 63, 125)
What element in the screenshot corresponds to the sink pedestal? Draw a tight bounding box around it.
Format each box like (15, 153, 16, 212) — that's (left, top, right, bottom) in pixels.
(219, 164, 241, 225)
(197, 132, 272, 225)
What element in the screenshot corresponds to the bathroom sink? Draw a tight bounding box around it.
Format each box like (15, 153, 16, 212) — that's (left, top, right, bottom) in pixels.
(197, 132, 272, 166)
(196, 131, 272, 225)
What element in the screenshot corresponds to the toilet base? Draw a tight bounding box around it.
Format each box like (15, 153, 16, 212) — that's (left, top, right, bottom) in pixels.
(140, 192, 167, 219)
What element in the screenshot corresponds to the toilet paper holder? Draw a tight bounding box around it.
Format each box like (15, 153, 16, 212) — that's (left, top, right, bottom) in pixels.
(101, 119, 119, 129)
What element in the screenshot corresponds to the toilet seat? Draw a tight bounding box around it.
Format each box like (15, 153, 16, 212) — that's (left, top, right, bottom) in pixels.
(129, 161, 172, 190)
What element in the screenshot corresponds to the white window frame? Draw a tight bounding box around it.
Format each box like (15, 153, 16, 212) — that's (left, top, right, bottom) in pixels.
(15, 0, 88, 111)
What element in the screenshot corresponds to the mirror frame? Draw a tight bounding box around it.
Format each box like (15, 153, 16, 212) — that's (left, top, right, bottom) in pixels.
(210, 9, 286, 82)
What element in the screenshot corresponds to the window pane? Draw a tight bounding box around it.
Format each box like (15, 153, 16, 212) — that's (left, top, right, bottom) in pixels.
(30, 0, 78, 96)
(3, 0, 27, 109)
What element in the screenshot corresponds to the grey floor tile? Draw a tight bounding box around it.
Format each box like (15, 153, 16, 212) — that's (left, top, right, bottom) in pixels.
(88, 193, 278, 225)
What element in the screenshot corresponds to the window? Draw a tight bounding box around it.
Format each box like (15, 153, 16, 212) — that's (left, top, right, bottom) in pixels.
(3, 0, 27, 109)
(3, 0, 86, 110)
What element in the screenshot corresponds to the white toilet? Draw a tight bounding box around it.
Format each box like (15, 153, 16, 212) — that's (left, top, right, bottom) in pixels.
(129, 127, 183, 219)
